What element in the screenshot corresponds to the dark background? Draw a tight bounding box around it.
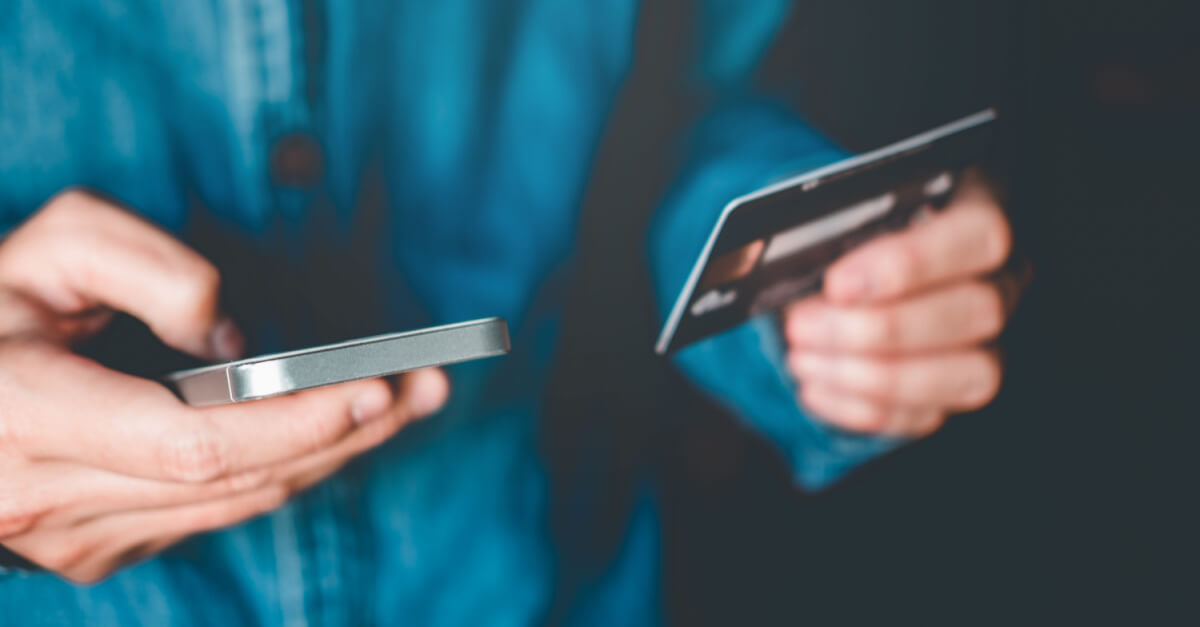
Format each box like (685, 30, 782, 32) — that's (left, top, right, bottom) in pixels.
(546, 1, 1198, 624)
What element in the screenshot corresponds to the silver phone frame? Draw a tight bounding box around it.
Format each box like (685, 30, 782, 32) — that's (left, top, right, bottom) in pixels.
(164, 317, 510, 406)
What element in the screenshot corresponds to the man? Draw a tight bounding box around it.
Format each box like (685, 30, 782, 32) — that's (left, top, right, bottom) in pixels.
(0, 1, 1016, 624)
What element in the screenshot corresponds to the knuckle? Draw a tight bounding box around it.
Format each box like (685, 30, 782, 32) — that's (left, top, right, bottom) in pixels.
(158, 426, 228, 482)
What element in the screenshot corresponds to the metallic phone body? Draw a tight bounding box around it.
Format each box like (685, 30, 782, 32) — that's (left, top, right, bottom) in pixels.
(164, 318, 510, 406)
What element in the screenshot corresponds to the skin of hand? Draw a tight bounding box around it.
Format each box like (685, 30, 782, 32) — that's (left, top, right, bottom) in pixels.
(783, 168, 1026, 438)
(0, 190, 449, 583)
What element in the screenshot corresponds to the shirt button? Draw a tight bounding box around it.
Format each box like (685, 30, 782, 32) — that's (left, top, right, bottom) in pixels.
(270, 132, 325, 187)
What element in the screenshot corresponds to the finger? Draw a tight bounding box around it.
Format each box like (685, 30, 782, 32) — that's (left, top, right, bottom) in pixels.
(800, 382, 943, 436)
(278, 375, 441, 489)
(184, 368, 448, 483)
(784, 280, 1006, 353)
(26, 405, 401, 530)
(9, 462, 275, 530)
(122, 370, 444, 513)
(272, 368, 450, 488)
(0, 190, 242, 359)
(395, 367, 451, 419)
(1, 370, 449, 580)
(99, 533, 188, 579)
(22, 484, 290, 583)
(824, 169, 1011, 305)
(29, 370, 447, 525)
(37, 371, 449, 578)
(134, 484, 289, 538)
(5, 340, 395, 482)
(908, 411, 948, 438)
(789, 349, 1002, 411)
(31, 393, 403, 529)
(0, 289, 112, 342)
(157, 377, 400, 482)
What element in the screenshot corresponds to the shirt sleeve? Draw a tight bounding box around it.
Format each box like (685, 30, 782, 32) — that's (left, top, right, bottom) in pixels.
(647, 2, 901, 490)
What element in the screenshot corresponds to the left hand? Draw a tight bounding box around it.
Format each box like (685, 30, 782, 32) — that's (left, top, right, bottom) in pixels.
(783, 168, 1026, 438)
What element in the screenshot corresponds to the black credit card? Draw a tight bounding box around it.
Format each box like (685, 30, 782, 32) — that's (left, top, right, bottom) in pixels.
(655, 109, 997, 354)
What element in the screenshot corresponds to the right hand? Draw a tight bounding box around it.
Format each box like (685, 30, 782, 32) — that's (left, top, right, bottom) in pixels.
(0, 190, 449, 583)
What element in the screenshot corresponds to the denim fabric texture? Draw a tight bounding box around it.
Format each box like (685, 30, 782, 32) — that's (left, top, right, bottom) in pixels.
(0, 1, 885, 624)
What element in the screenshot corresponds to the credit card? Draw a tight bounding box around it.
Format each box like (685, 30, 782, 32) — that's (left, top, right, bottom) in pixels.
(655, 109, 997, 354)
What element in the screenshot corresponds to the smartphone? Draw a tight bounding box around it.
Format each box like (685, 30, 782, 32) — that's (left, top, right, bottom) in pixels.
(164, 317, 510, 406)
(655, 109, 996, 354)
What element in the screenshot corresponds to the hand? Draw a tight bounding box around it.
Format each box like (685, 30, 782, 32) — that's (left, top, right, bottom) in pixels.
(783, 169, 1026, 438)
(0, 190, 449, 582)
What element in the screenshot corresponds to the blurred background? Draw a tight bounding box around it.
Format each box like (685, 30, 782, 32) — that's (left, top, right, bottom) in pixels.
(28, 1, 1196, 623)
(546, 1, 1198, 624)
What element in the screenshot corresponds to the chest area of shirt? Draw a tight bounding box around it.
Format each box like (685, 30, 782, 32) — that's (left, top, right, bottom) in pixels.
(0, 0, 639, 219)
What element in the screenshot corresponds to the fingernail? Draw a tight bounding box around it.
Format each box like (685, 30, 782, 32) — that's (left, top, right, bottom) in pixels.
(208, 317, 245, 362)
(352, 386, 393, 424)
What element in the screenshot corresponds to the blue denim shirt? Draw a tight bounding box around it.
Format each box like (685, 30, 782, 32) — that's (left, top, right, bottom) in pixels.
(0, 1, 891, 624)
